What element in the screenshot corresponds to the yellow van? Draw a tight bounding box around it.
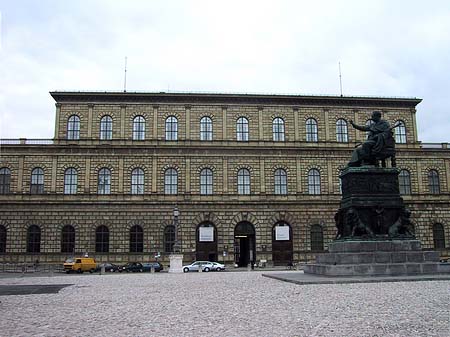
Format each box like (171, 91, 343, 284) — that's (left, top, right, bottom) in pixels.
(64, 257, 97, 274)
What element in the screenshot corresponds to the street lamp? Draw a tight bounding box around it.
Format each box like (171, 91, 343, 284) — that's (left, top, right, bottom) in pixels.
(172, 207, 181, 253)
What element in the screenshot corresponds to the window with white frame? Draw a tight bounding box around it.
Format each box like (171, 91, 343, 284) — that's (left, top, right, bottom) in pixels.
(100, 115, 113, 140)
(132, 116, 146, 140)
(306, 118, 318, 142)
(336, 119, 348, 142)
(164, 168, 178, 194)
(98, 168, 111, 194)
(67, 115, 80, 140)
(200, 168, 213, 195)
(131, 168, 144, 194)
(64, 168, 78, 194)
(236, 117, 249, 141)
(237, 168, 250, 194)
(200, 116, 213, 141)
(165, 116, 178, 140)
(395, 121, 407, 144)
(274, 168, 287, 195)
(272, 117, 285, 141)
(308, 169, 321, 195)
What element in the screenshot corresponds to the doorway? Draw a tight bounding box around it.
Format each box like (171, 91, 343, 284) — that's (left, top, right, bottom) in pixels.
(234, 222, 255, 267)
(272, 222, 293, 266)
(196, 222, 218, 261)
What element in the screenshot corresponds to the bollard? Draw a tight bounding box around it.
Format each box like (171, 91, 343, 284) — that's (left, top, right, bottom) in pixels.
(150, 265, 155, 273)
(247, 263, 251, 272)
(198, 265, 203, 273)
(101, 265, 106, 275)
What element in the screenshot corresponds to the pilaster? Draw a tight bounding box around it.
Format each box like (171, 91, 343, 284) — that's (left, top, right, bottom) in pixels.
(51, 156, 58, 193)
(54, 104, 61, 139)
(87, 104, 93, 138)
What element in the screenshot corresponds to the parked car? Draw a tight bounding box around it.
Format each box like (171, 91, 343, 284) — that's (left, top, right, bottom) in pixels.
(63, 257, 96, 274)
(118, 262, 143, 273)
(210, 262, 225, 271)
(118, 262, 163, 273)
(182, 261, 214, 272)
(93, 263, 119, 273)
(142, 262, 163, 272)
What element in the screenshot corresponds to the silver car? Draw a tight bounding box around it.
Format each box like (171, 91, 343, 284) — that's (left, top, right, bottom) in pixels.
(182, 261, 214, 272)
(210, 262, 225, 271)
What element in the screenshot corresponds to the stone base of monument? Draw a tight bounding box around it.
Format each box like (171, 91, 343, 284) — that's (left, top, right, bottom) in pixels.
(169, 254, 183, 273)
(304, 240, 447, 276)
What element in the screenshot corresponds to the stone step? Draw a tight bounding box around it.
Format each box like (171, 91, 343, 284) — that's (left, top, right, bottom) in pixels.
(304, 262, 443, 276)
(329, 240, 422, 253)
(316, 251, 440, 265)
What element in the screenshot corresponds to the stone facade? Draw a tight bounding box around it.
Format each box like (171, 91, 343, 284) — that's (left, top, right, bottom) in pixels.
(0, 92, 449, 265)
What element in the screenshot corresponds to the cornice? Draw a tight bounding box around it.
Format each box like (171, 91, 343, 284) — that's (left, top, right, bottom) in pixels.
(49, 91, 422, 108)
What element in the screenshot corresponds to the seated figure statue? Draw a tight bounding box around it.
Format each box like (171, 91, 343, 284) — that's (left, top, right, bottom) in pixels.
(348, 111, 395, 167)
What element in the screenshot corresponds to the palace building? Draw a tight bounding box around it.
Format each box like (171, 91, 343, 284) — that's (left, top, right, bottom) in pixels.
(0, 91, 449, 266)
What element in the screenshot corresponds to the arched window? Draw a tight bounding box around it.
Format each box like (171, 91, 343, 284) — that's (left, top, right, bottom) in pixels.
(272, 117, 285, 141)
(306, 118, 318, 142)
(308, 169, 321, 195)
(433, 223, 445, 249)
(164, 225, 175, 253)
(200, 116, 213, 141)
(0, 225, 6, 253)
(100, 115, 113, 140)
(336, 119, 348, 142)
(236, 117, 249, 141)
(310, 224, 324, 251)
(274, 168, 287, 195)
(165, 116, 178, 140)
(98, 168, 111, 195)
(95, 225, 109, 253)
(64, 168, 78, 195)
(164, 168, 178, 194)
(130, 225, 143, 253)
(200, 168, 213, 195)
(131, 168, 144, 195)
(30, 168, 44, 194)
(395, 121, 407, 144)
(61, 225, 75, 253)
(67, 115, 80, 140)
(27, 225, 41, 253)
(132, 116, 146, 140)
(237, 168, 250, 195)
(399, 169, 411, 195)
(428, 170, 440, 194)
(0, 167, 11, 194)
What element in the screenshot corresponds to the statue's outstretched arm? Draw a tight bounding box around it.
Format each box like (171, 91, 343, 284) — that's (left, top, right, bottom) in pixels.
(349, 119, 369, 131)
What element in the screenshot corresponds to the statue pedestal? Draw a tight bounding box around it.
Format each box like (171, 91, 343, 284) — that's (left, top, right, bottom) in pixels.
(169, 254, 183, 273)
(304, 240, 443, 276)
(338, 167, 404, 237)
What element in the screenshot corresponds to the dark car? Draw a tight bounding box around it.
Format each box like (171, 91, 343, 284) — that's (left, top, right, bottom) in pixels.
(118, 262, 143, 273)
(118, 262, 163, 273)
(142, 262, 163, 272)
(93, 263, 119, 273)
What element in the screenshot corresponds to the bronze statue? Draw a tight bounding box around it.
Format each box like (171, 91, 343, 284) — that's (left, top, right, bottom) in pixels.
(348, 111, 395, 167)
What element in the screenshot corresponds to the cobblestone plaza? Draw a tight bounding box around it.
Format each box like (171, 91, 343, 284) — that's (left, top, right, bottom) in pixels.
(1, 271, 449, 337)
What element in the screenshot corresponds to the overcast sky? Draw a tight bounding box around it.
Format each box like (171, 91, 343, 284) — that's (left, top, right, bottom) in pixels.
(1, 1, 450, 142)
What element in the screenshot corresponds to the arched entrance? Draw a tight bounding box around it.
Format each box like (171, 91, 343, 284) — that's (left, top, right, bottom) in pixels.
(234, 222, 255, 267)
(196, 222, 218, 261)
(272, 222, 293, 266)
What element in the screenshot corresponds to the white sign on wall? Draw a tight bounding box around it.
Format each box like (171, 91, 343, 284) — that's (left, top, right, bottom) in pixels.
(199, 227, 214, 242)
(275, 226, 290, 241)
